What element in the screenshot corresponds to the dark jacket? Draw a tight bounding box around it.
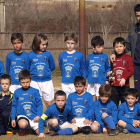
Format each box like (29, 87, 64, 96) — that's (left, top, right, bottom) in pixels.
(0, 91, 13, 114)
(125, 23, 139, 60)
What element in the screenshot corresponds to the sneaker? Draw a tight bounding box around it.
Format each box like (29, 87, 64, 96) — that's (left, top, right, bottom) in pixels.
(18, 129, 29, 136)
(123, 129, 129, 134)
(7, 131, 13, 135)
(108, 129, 119, 136)
(49, 131, 59, 136)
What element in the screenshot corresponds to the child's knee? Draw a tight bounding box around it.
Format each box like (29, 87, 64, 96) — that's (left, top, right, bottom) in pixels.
(118, 120, 126, 128)
(91, 124, 99, 132)
(49, 119, 58, 126)
(18, 119, 28, 128)
(101, 113, 108, 119)
(72, 125, 78, 133)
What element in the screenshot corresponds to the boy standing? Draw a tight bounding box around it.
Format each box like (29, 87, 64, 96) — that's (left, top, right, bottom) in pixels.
(108, 37, 134, 107)
(6, 33, 28, 93)
(118, 88, 140, 133)
(0, 74, 13, 135)
(67, 76, 94, 134)
(38, 90, 78, 137)
(85, 36, 111, 101)
(59, 33, 85, 97)
(91, 84, 118, 136)
(11, 69, 43, 136)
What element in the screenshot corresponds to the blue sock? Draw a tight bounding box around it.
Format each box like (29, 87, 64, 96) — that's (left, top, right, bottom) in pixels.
(51, 125, 60, 132)
(104, 116, 116, 129)
(96, 127, 103, 133)
(58, 128, 73, 135)
(18, 125, 28, 130)
(125, 124, 140, 133)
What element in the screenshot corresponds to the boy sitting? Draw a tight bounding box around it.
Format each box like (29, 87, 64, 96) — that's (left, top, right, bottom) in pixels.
(67, 76, 94, 134)
(38, 90, 78, 137)
(118, 88, 140, 133)
(91, 84, 118, 136)
(0, 74, 13, 135)
(11, 69, 43, 136)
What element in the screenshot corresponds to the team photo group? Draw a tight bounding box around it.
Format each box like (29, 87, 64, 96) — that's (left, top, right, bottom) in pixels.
(0, 3, 140, 138)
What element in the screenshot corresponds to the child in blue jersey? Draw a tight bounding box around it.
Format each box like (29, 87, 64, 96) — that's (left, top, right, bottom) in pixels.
(59, 33, 85, 97)
(38, 90, 78, 137)
(67, 76, 94, 134)
(118, 88, 140, 133)
(0, 74, 13, 135)
(28, 33, 55, 107)
(11, 69, 43, 136)
(85, 36, 111, 101)
(6, 33, 28, 94)
(91, 84, 118, 136)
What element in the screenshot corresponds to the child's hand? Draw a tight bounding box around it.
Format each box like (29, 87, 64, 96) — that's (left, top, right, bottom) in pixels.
(119, 78, 126, 87)
(105, 81, 109, 85)
(34, 116, 40, 122)
(71, 119, 76, 123)
(110, 54, 116, 63)
(107, 71, 111, 77)
(103, 127, 108, 133)
(133, 120, 140, 128)
(11, 120, 16, 128)
(38, 133, 45, 137)
(83, 119, 90, 125)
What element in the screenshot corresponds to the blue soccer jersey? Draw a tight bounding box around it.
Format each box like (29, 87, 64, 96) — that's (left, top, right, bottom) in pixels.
(85, 53, 111, 83)
(11, 87, 43, 120)
(59, 51, 85, 83)
(6, 51, 28, 85)
(94, 99, 118, 128)
(39, 103, 71, 133)
(28, 50, 55, 82)
(67, 91, 94, 121)
(118, 102, 140, 125)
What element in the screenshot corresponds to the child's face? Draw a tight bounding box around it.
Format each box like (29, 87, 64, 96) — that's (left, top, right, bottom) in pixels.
(100, 95, 109, 103)
(66, 39, 77, 52)
(0, 79, 11, 93)
(92, 45, 104, 54)
(125, 95, 138, 107)
(114, 43, 125, 55)
(54, 95, 66, 109)
(39, 40, 48, 52)
(20, 78, 31, 89)
(75, 83, 86, 95)
(12, 39, 23, 53)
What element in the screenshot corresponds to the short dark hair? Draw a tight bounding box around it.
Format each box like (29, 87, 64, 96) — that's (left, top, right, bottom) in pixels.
(0, 74, 11, 83)
(18, 69, 31, 81)
(64, 33, 78, 44)
(91, 36, 104, 48)
(54, 90, 66, 99)
(113, 37, 125, 47)
(31, 33, 48, 52)
(134, 4, 140, 13)
(125, 88, 138, 98)
(11, 33, 23, 43)
(99, 84, 112, 97)
(74, 76, 86, 86)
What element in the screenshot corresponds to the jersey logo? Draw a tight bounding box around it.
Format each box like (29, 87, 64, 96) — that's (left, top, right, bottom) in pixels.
(123, 61, 126, 66)
(84, 100, 87, 105)
(22, 60, 25, 65)
(91, 66, 99, 78)
(44, 56, 47, 61)
(23, 104, 32, 116)
(30, 95, 32, 100)
(100, 58, 103, 63)
(14, 68, 21, 79)
(37, 65, 44, 77)
(116, 70, 123, 81)
(65, 66, 72, 78)
(75, 108, 83, 117)
(74, 58, 77, 62)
